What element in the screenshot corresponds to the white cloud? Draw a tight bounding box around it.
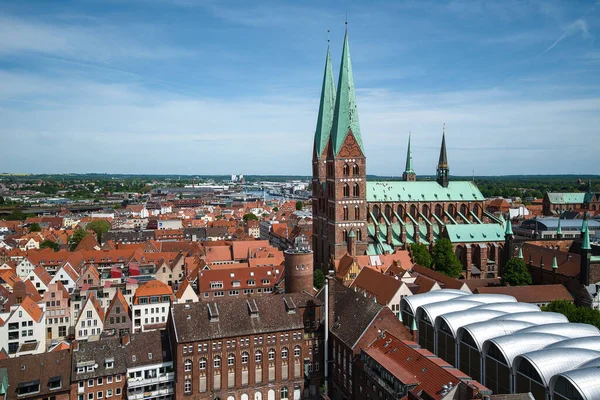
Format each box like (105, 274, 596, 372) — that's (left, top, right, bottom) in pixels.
(543, 18, 594, 54)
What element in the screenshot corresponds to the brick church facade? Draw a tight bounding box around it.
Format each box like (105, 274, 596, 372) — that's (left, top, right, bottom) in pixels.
(312, 30, 505, 277)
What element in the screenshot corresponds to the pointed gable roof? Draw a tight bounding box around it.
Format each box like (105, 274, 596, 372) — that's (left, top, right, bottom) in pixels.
(330, 28, 364, 156)
(32, 265, 52, 286)
(78, 294, 105, 325)
(19, 295, 43, 322)
(106, 289, 130, 316)
(175, 278, 197, 301)
(314, 45, 336, 158)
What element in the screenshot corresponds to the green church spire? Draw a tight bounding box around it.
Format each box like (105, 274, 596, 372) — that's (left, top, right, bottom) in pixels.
(330, 27, 365, 156)
(404, 133, 414, 174)
(505, 218, 514, 236)
(552, 254, 558, 270)
(556, 216, 562, 237)
(582, 225, 591, 250)
(518, 246, 523, 259)
(314, 45, 336, 158)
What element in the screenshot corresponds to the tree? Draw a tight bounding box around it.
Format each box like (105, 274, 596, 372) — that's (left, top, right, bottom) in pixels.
(410, 243, 433, 268)
(0, 196, 4, 205)
(272, 206, 279, 212)
(243, 213, 258, 221)
(295, 201, 303, 211)
(4, 209, 26, 221)
(432, 238, 463, 278)
(86, 219, 111, 243)
(29, 223, 41, 232)
(313, 269, 325, 290)
(542, 300, 600, 330)
(501, 258, 532, 286)
(40, 239, 59, 252)
(69, 228, 88, 251)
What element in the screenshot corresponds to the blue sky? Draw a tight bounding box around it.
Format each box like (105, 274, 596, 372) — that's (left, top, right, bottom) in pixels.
(0, 0, 599, 176)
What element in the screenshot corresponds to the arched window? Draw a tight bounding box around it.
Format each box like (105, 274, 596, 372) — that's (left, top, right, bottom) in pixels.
(281, 387, 289, 400)
(255, 350, 262, 363)
(354, 206, 360, 220)
(435, 204, 443, 218)
(268, 348, 275, 361)
(294, 345, 301, 357)
(343, 229, 348, 243)
(343, 206, 348, 220)
(385, 204, 392, 221)
(282, 347, 288, 359)
(353, 164, 359, 175)
(422, 205, 430, 219)
(343, 164, 349, 176)
(372, 205, 380, 221)
(214, 355, 221, 368)
(397, 205, 405, 221)
(410, 204, 418, 219)
(353, 183, 360, 197)
(242, 352, 249, 364)
(343, 184, 350, 197)
(460, 204, 469, 217)
(199, 357, 207, 370)
(184, 359, 192, 372)
(228, 354, 235, 366)
(184, 379, 191, 394)
(357, 229, 362, 241)
(448, 204, 456, 217)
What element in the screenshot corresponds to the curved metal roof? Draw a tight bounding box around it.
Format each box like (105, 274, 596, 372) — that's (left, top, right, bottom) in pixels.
(467, 294, 517, 304)
(517, 323, 600, 338)
(416, 298, 482, 324)
(458, 320, 534, 351)
(546, 336, 600, 352)
(578, 357, 600, 369)
(514, 348, 600, 387)
(435, 309, 505, 337)
(550, 366, 600, 400)
(400, 289, 467, 315)
(492, 311, 568, 324)
(474, 302, 540, 313)
(483, 332, 567, 366)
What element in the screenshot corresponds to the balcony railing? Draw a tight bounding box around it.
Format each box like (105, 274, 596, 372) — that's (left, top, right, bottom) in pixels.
(128, 387, 174, 400)
(363, 364, 403, 399)
(127, 373, 174, 388)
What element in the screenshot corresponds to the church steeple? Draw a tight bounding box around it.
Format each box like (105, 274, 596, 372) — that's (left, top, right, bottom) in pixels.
(436, 125, 449, 188)
(314, 45, 336, 158)
(402, 133, 416, 182)
(330, 27, 365, 156)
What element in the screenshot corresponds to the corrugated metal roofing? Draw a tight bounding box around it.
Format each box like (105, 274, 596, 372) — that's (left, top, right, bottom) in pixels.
(436, 309, 506, 336)
(545, 336, 600, 351)
(458, 320, 535, 351)
(400, 289, 467, 316)
(550, 366, 600, 400)
(474, 302, 540, 313)
(484, 333, 567, 366)
(514, 348, 600, 386)
(517, 323, 600, 338)
(491, 311, 568, 324)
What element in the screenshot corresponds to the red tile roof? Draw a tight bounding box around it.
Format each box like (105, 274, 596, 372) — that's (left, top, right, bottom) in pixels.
(350, 267, 403, 306)
(475, 284, 574, 303)
(133, 280, 174, 303)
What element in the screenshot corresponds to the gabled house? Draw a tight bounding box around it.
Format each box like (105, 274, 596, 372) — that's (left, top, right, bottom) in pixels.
(0, 296, 46, 357)
(76, 265, 101, 290)
(75, 295, 104, 341)
(131, 280, 174, 333)
(50, 263, 79, 293)
(25, 266, 52, 294)
(103, 290, 131, 337)
(174, 278, 198, 304)
(41, 281, 71, 342)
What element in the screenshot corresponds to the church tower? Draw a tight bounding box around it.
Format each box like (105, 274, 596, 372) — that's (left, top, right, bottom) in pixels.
(325, 27, 368, 264)
(312, 43, 336, 271)
(436, 126, 449, 188)
(402, 133, 416, 182)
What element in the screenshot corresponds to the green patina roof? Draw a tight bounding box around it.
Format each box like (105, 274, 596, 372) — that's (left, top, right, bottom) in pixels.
(0, 368, 7, 395)
(330, 29, 364, 156)
(348, 228, 356, 238)
(505, 218, 514, 236)
(314, 46, 336, 158)
(582, 226, 591, 250)
(552, 255, 558, 269)
(518, 247, 524, 259)
(546, 192, 587, 205)
(404, 133, 414, 174)
(581, 218, 588, 233)
(367, 180, 485, 203)
(445, 223, 505, 243)
(438, 131, 448, 169)
(557, 217, 562, 235)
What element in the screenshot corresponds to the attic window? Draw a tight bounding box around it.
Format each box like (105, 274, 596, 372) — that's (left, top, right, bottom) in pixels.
(148, 353, 152, 360)
(132, 355, 136, 362)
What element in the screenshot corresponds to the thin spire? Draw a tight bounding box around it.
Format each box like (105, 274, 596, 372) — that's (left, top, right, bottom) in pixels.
(404, 132, 414, 174)
(518, 246, 523, 259)
(556, 215, 562, 236)
(330, 27, 364, 156)
(552, 253, 558, 270)
(582, 225, 592, 250)
(505, 218, 514, 236)
(438, 123, 448, 168)
(313, 37, 336, 158)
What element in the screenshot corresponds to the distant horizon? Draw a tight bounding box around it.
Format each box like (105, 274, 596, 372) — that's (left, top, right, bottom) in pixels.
(1, 1, 599, 175)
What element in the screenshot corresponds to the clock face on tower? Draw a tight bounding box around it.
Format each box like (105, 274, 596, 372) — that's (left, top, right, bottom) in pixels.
(338, 132, 363, 158)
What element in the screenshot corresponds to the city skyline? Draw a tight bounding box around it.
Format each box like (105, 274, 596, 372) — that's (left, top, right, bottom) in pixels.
(1, 0, 599, 175)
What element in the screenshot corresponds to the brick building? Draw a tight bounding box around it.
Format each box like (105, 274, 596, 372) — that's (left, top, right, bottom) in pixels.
(72, 337, 126, 400)
(311, 30, 502, 277)
(0, 349, 72, 400)
(169, 293, 323, 399)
